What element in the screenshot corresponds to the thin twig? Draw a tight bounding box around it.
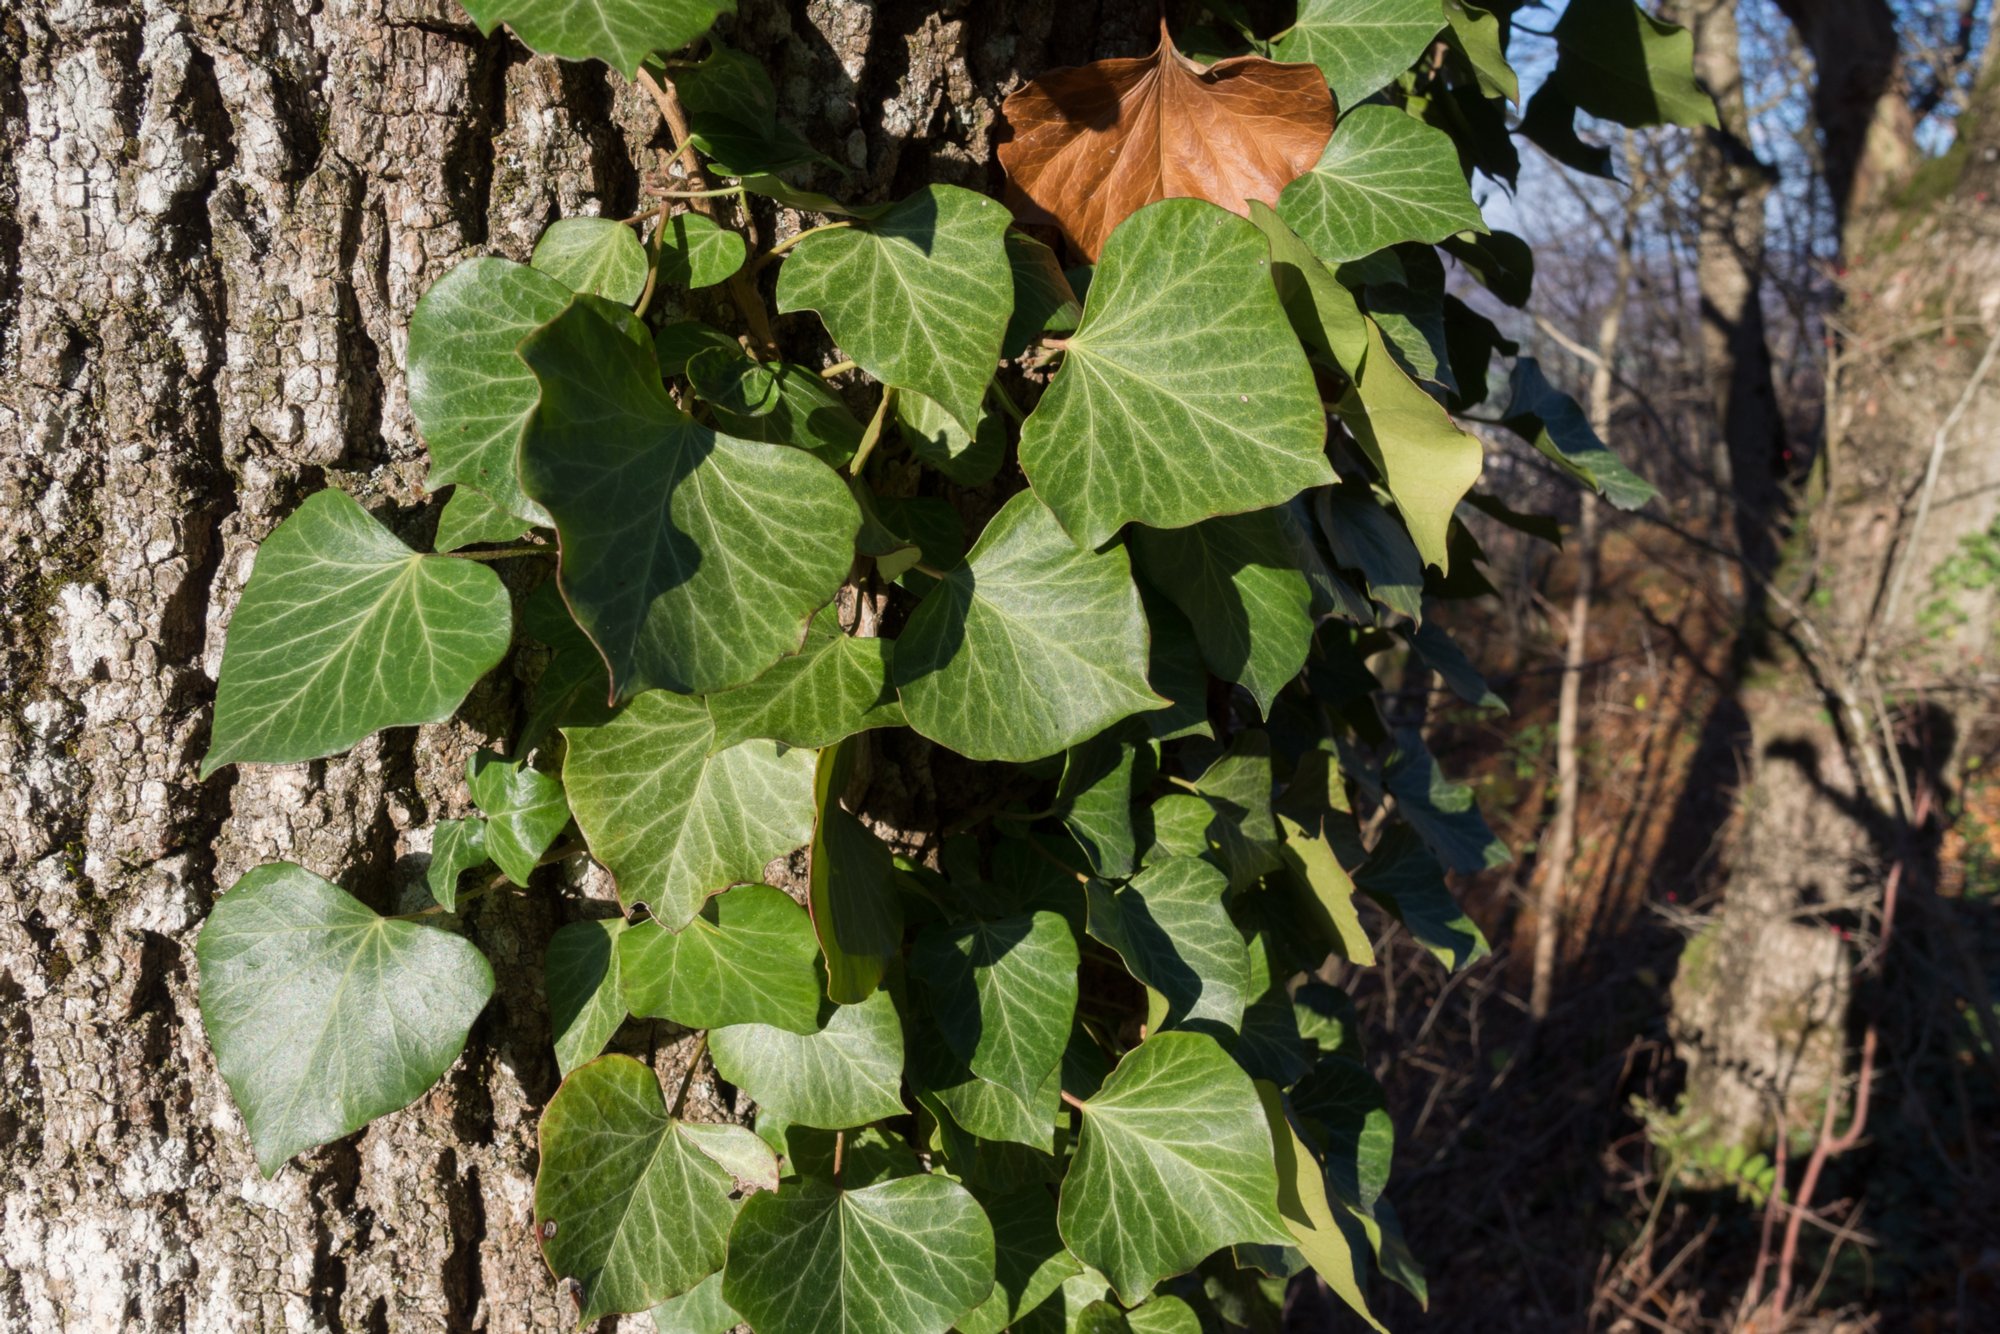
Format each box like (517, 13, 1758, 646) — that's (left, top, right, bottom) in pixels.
(846, 387, 897, 477)
(670, 1034, 709, 1119)
(445, 544, 553, 562)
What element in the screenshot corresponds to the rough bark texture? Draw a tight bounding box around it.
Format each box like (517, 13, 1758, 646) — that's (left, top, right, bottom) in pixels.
(0, 2, 1150, 1327)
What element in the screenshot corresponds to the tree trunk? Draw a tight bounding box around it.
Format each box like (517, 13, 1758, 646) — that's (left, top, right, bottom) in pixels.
(0, 3, 1129, 1327)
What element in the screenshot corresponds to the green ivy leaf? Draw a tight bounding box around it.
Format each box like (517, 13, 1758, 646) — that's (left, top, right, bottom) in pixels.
(777, 185, 1013, 434)
(1275, 815, 1376, 967)
(897, 389, 1006, 487)
(1354, 823, 1491, 969)
(465, 752, 569, 885)
(518, 299, 859, 697)
(912, 1024, 1065, 1152)
(427, 818, 489, 912)
(911, 911, 1078, 1104)
(1292, 1055, 1394, 1211)
(1139, 593, 1214, 743)
(1003, 230, 1084, 359)
(1085, 857, 1253, 1040)
(620, 884, 824, 1034)
(1501, 357, 1657, 509)
(1544, 0, 1718, 130)
(1336, 319, 1483, 572)
(434, 486, 532, 553)
(1018, 198, 1332, 550)
(674, 46, 826, 176)
(562, 689, 817, 925)
(1132, 507, 1328, 718)
(197, 863, 495, 1175)
(548, 917, 629, 1076)
(896, 490, 1162, 763)
(1058, 1032, 1288, 1304)
(1408, 614, 1505, 711)
(1247, 202, 1368, 375)
(1277, 107, 1485, 266)
(1274, 0, 1446, 110)
(519, 580, 616, 753)
(956, 1187, 1083, 1334)
(681, 344, 864, 468)
(1442, 0, 1518, 102)
(533, 217, 650, 303)
(1316, 486, 1426, 623)
(1383, 733, 1510, 872)
(1056, 728, 1148, 878)
(652, 212, 748, 291)
(1252, 1081, 1387, 1332)
(706, 616, 903, 752)
(651, 1272, 738, 1334)
(201, 490, 512, 777)
(808, 742, 903, 1004)
(407, 257, 575, 527)
(460, 0, 731, 76)
(709, 986, 906, 1129)
(723, 1174, 996, 1334)
(535, 1055, 774, 1322)
(1234, 931, 1312, 1087)
(785, 1123, 920, 1188)
(1442, 228, 1533, 308)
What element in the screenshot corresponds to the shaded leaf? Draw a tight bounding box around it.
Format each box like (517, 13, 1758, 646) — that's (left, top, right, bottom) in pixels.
(1252, 1080, 1387, 1332)
(1292, 1055, 1394, 1211)
(435, 485, 532, 553)
(1275, 814, 1376, 966)
(1085, 857, 1252, 1040)
(1316, 486, 1425, 623)
(1056, 727, 1149, 878)
(1501, 357, 1657, 509)
(1003, 230, 1084, 358)
(1382, 732, 1510, 872)
(682, 346, 864, 468)
(620, 884, 824, 1034)
(957, 1187, 1083, 1334)
(651, 1272, 738, 1334)
(808, 741, 902, 1004)
(674, 46, 825, 176)
(912, 911, 1078, 1103)
(655, 211, 748, 290)
(1247, 201, 1368, 374)
(549, 916, 630, 1076)
(1354, 823, 1492, 969)
(897, 389, 1006, 487)
(1442, 0, 1518, 102)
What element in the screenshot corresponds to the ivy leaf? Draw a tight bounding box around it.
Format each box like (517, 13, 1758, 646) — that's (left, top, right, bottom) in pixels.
(1408, 615, 1504, 711)
(997, 26, 1333, 261)
(535, 1055, 772, 1322)
(408, 257, 572, 527)
(459, 0, 731, 77)
(518, 299, 859, 698)
(709, 986, 906, 1129)
(1542, 0, 1718, 130)
(1085, 856, 1253, 1040)
(1188, 730, 1285, 886)
(1277, 107, 1485, 266)
(1501, 358, 1657, 510)
(1131, 507, 1328, 718)
(1335, 319, 1483, 573)
(548, 917, 629, 1076)
(435, 486, 532, 553)
(1247, 201, 1368, 374)
(1275, 814, 1376, 967)
(651, 1272, 738, 1334)
(1317, 485, 1426, 623)
(673, 46, 826, 177)
(912, 1025, 1065, 1153)
(912, 911, 1078, 1104)
(1077, 1295, 1204, 1334)
(723, 1174, 996, 1334)
(656, 212, 749, 290)
(682, 346, 864, 468)
(706, 616, 902, 752)
(1274, 0, 1445, 110)
(897, 389, 1006, 487)
(776, 184, 1013, 434)
(1442, 0, 1518, 103)
(1003, 231, 1083, 359)
(957, 1187, 1083, 1334)
(562, 689, 817, 926)
(1018, 198, 1332, 550)
(1442, 228, 1533, 309)
(520, 580, 616, 752)
(1362, 248, 1456, 391)
(1382, 733, 1510, 872)
(1056, 728, 1148, 878)
(808, 742, 903, 1004)
(1140, 592, 1214, 743)
(896, 490, 1162, 763)
(533, 217, 650, 304)
(1058, 1032, 1288, 1304)
(1233, 932, 1312, 1087)
(785, 1123, 920, 1188)
(465, 752, 569, 884)
(1354, 823, 1491, 969)
(197, 863, 494, 1175)
(201, 491, 512, 777)
(1293, 1054, 1394, 1211)
(620, 884, 824, 1034)
(1252, 1081, 1387, 1332)
(426, 818, 489, 912)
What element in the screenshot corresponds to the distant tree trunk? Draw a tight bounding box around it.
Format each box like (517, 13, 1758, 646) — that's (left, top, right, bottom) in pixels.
(0, 4, 1133, 1327)
(1770, 0, 1916, 250)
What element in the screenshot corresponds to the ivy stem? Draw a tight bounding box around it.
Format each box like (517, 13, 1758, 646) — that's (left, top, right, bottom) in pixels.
(632, 200, 672, 319)
(987, 380, 1025, 424)
(669, 1034, 709, 1119)
(909, 561, 947, 579)
(1059, 1089, 1087, 1113)
(752, 221, 852, 273)
(650, 184, 748, 201)
(846, 386, 897, 477)
(446, 544, 553, 562)
(819, 360, 859, 380)
(832, 1130, 846, 1188)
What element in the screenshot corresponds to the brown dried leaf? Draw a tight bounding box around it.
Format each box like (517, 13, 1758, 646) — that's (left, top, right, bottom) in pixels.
(999, 23, 1335, 262)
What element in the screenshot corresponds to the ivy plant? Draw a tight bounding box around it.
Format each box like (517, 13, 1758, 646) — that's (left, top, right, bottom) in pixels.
(194, 1, 1704, 1330)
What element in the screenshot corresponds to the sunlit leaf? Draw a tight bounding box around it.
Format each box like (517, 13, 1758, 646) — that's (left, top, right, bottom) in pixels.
(460, 0, 732, 76)
(1277, 107, 1485, 265)
(533, 216, 650, 303)
(709, 986, 906, 1129)
(466, 751, 569, 884)
(1086, 856, 1253, 1040)
(620, 884, 824, 1034)
(1274, 0, 1446, 111)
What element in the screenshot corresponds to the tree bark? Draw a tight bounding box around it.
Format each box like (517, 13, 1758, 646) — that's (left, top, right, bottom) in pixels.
(1770, 0, 1916, 251)
(0, 3, 1136, 1327)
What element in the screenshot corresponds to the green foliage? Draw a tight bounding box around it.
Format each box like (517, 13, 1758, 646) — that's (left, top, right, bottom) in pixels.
(193, 3, 1699, 1327)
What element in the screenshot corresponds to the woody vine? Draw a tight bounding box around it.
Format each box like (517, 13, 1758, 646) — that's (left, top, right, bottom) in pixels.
(191, 2, 1710, 1330)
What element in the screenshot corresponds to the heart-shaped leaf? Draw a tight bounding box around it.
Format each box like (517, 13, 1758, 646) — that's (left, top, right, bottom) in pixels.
(1056, 727, 1148, 878)
(1248, 201, 1368, 374)
(1277, 106, 1485, 265)
(895, 490, 1162, 763)
(1018, 199, 1333, 550)
(897, 389, 1006, 487)
(466, 752, 569, 884)
(426, 818, 489, 912)
(460, 0, 732, 76)
(676, 338, 864, 468)
(674, 46, 826, 176)
(533, 217, 650, 303)
(776, 184, 1013, 433)
(709, 986, 906, 1129)
(562, 688, 817, 926)
(655, 212, 749, 291)
(518, 299, 859, 698)
(911, 911, 1078, 1104)
(705, 616, 903, 752)
(1002, 230, 1083, 358)
(620, 884, 824, 1034)
(435, 485, 533, 553)
(548, 917, 629, 1076)
(197, 863, 495, 1175)
(999, 24, 1332, 261)
(536, 1054, 776, 1322)
(1084, 856, 1253, 1039)
(1273, 0, 1446, 111)
(723, 1174, 996, 1334)
(1057, 1031, 1289, 1304)
(201, 490, 512, 776)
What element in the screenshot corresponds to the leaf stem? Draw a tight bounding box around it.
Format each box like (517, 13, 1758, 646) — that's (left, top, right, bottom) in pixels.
(1060, 1089, 1087, 1113)
(651, 184, 748, 201)
(832, 1129, 846, 1187)
(633, 201, 671, 320)
(670, 1034, 709, 1119)
(846, 386, 897, 477)
(446, 544, 554, 562)
(819, 360, 859, 380)
(752, 221, 852, 273)
(987, 380, 1025, 424)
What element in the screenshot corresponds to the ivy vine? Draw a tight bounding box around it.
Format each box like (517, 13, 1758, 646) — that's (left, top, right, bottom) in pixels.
(193, 2, 1710, 1331)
